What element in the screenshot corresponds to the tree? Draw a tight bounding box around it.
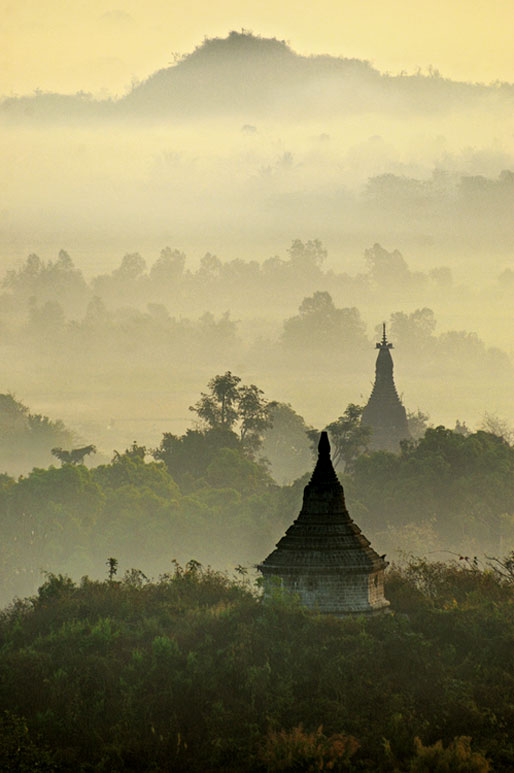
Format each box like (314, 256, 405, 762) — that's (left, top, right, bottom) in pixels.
(0, 394, 75, 475)
(153, 427, 240, 490)
(323, 404, 371, 472)
(2, 250, 88, 312)
(479, 412, 513, 443)
(260, 402, 313, 484)
(407, 409, 430, 441)
(238, 385, 273, 451)
(115, 252, 146, 280)
(149, 247, 186, 284)
(308, 404, 371, 473)
(287, 238, 327, 271)
(190, 372, 241, 430)
(106, 557, 118, 581)
(388, 308, 436, 349)
(282, 292, 367, 351)
(189, 372, 272, 451)
(51, 444, 96, 466)
(348, 426, 514, 554)
(453, 419, 470, 436)
(364, 242, 411, 285)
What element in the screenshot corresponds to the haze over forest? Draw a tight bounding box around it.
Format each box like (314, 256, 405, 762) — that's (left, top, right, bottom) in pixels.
(0, 30, 513, 597)
(2, 17, 514, 771)
(1, 31, 513, 451)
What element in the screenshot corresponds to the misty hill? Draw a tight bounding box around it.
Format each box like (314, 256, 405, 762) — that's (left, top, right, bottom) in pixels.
(2, 31, 513, 123)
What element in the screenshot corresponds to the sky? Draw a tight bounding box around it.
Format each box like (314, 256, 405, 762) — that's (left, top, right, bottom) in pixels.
(1, 0, 513, 96)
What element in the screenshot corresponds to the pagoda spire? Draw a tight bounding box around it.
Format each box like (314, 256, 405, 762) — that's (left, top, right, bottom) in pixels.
(361, 322, 410, 451)
(377, 322, 393, 350)
(309, 431, 339, 486)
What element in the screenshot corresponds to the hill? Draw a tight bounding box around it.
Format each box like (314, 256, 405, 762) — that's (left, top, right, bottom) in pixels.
(2, 31, 513, 124)
(0, 559, 512, 771)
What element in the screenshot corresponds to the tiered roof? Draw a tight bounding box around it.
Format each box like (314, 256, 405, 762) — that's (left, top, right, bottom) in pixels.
(258, 432, 387, 575)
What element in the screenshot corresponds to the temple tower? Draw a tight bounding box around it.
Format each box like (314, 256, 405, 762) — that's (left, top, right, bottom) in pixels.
(361, 323, 410, 452)
(258, 432, 390, 615)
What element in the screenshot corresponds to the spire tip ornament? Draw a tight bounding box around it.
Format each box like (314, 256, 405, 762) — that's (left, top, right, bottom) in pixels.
(376, 322, 393, 349)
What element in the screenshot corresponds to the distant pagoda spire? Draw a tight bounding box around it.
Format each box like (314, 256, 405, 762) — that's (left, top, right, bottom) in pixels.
(379, 322, 392, 349)
(361, 323, 410, 452)
(258, 431, 390, 615)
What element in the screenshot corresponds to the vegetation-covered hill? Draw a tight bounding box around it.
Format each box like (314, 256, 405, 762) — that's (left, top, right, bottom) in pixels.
(0, 559, 513, 771)
(2, 31, 513, 124)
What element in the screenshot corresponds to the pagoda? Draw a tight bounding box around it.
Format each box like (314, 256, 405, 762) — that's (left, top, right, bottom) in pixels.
(361, 323, 410, 452)
(258, 432, 390, 615)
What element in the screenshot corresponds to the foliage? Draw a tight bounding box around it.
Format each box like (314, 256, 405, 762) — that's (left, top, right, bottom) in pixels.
(2, 250, 88, 314)
(190, 371, 272, 451)
(282, 292, 367, 351)
(409, 736, 490, 772)
(345, 426, 514, 555)
(0, 711, 56, 772)
(0, 393, 75, 475)
(260, 724, 359, 771)
(51, 444, 96, 466)
(480, 412, 513, 444)
(0, 438, 278, 605)
(406, 409, 430, 441)
(153, 427, 240, 489)
(487, 551, 514, 583)
(260, 402, 313, 484)
(191, 371, 242, 430)
(0, 560, 511, 771)
(2, 418, 514, 607)
(323, 404, 371, 472)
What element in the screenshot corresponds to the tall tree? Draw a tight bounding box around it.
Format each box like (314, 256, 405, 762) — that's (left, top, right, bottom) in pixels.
(238, 385, 273, 450)
(189, 372, 272, 451)
(309, 404, 371, 472)
(190, 371, 241, 430)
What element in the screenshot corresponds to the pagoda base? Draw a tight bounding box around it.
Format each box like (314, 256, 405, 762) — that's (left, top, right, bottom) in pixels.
(262, 569, 390, 616)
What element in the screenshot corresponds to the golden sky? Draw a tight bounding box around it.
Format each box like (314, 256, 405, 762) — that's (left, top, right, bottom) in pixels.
(1, 0, 513, 96)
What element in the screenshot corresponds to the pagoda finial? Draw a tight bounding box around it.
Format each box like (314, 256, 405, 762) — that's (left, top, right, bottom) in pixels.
(376, 321, 393, 349)
(310, 430, 339, 485)
(318, 430, 330, 457)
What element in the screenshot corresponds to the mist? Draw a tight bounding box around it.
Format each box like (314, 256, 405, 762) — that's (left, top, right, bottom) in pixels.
(1, 30, 513, 600)
(2, 33, 514, 270)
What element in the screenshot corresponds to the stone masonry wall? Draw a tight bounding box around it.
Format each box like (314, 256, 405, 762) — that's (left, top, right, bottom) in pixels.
(367, 570, 387, 607)
(274, 572, 388, 615)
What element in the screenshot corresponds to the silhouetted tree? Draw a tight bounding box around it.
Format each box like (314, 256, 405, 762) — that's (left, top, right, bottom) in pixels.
(407, 409, 430, 441)
(260, 402, 313, 484)
(323, 404, 371, 471)
(190, 372, 272, 450)
(238, 384, 273, 450)
(51, 444, 96, 466)
(106, 557, 118, 581)
(282, 292, 367, 350)
(191, 371, 242, 430)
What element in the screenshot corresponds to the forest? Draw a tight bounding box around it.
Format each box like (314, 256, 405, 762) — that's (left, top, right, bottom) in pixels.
(0, 239, 512, 471)
(1, 557, 513, 771)
(1, 368, 514, 608)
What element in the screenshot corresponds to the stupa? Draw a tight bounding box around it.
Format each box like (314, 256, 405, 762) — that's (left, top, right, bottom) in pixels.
(258, 432, 390, 615)
(361, 323, 410, 451)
